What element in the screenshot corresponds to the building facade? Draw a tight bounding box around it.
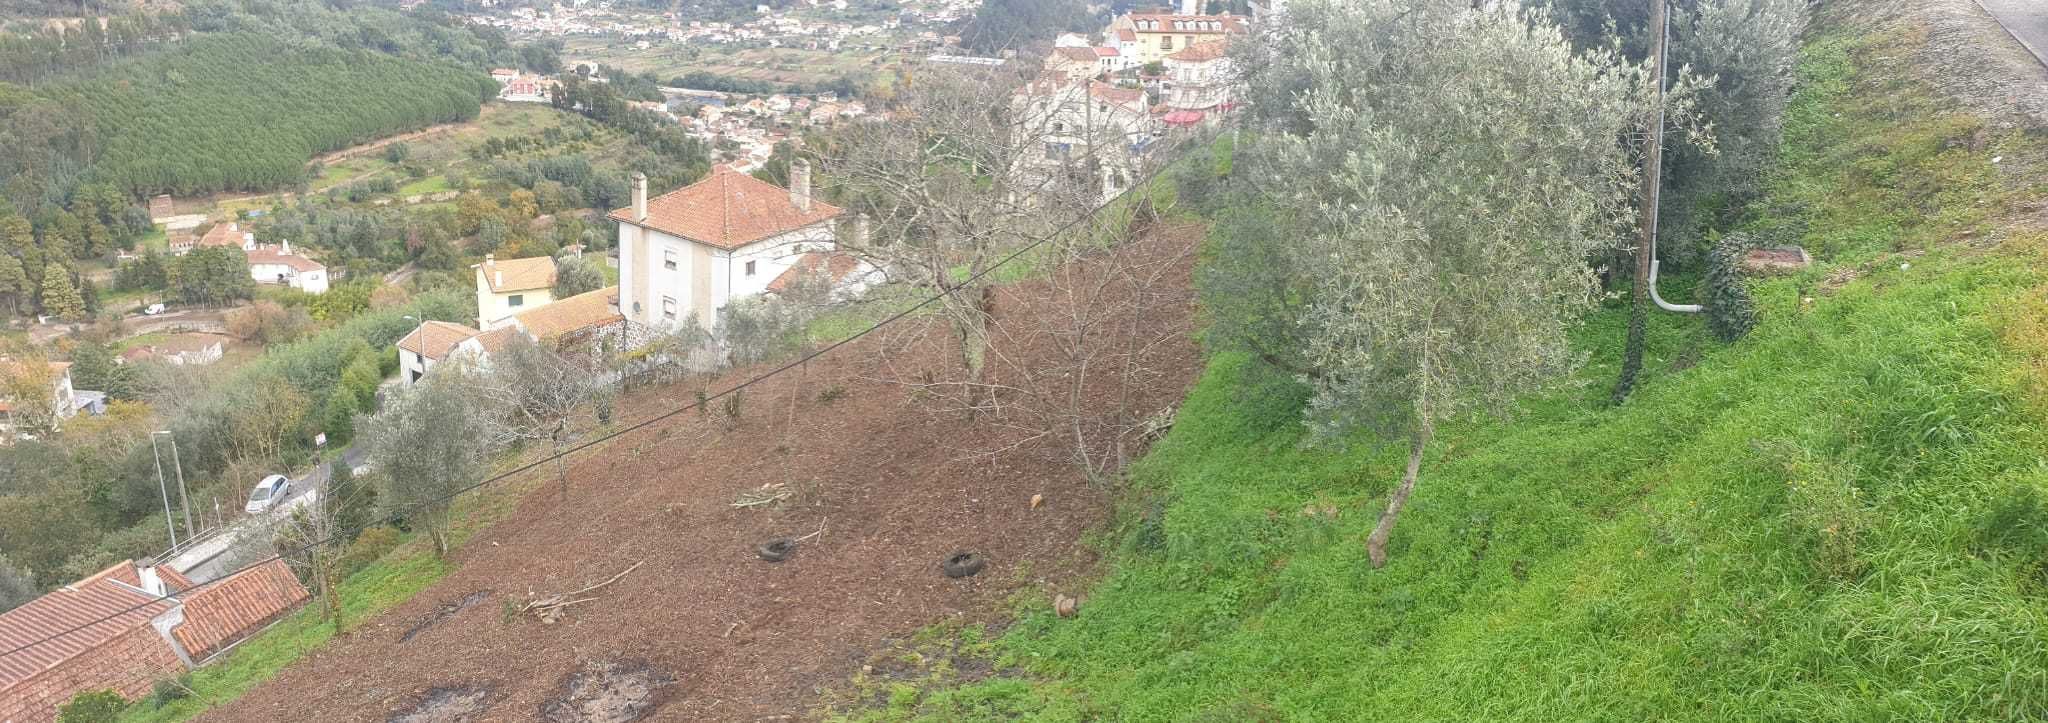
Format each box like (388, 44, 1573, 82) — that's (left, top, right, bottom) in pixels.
(609, 163, 842, 332)
(473, 254, 558, 329)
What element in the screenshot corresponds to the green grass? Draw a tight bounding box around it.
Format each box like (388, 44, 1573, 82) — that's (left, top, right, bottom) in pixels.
(119, 551, 451, 723)
(397, 175, 451, 197)
(829, 18, 2048, 723)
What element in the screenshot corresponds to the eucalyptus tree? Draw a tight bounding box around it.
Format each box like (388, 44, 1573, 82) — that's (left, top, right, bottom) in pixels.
(1246, 0, 1657, 566)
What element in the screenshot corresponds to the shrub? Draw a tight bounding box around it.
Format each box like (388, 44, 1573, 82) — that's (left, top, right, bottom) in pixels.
(56, 689, 125, 723)
(335, 524, 402, 581)
(144, 674, 193, 709)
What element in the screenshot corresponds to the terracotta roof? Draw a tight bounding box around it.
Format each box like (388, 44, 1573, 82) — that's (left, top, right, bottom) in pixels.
(509, 286, 621, 340)
(245, 245, 324, 273)
(1094, 46, 1120, 57)
(167, 559, 308, 660)
(608, 167, 843, 251)
(398, 320, 480, 361)
(1116, 28, 1136, 41)
(194, 222, 248, 250)
(766, 252, 863, 294)
(470, 326, 525, 355)
(1092, 81, 1145, 107)
(1168, 39, 1229, 62)
(474, 255, 557, 293)
(1051, 46, 1098, 63)
(0, 562, 175, 691)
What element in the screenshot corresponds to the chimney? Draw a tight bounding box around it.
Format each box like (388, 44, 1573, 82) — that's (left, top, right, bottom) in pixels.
(487, 254, 501, 287)
(789, 159, 812, 213)
(631, 172, 649, 222)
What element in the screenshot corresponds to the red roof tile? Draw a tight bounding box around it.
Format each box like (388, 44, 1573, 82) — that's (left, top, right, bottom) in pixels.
(1168, 39, 1230, 62)
(168, 559, 308, 660)
(398, 320, 480, 361)
(608, 167, 842, 251)
(765, 252, 863, 294)
(0, 562, 173, 691)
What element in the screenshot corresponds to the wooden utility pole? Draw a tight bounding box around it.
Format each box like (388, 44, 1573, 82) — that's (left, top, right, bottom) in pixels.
(1613, 0, 1667, 405)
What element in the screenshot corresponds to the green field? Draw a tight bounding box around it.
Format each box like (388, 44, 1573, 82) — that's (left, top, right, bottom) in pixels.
(562, 37, 891, 87)
(828, 16, 2048, 723)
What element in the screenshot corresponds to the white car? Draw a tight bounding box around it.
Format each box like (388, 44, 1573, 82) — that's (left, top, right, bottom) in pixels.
(244, 474, 292, 514)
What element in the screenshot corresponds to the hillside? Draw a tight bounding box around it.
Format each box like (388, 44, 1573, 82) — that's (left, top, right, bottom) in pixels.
(5, 31, 492, 200)
(835, 2, 2048, 720)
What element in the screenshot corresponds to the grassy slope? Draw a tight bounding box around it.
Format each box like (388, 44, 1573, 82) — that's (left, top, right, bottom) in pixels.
(844, 13, 2048, 723)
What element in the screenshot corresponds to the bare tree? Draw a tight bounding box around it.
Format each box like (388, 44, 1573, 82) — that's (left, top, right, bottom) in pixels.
(468, 334, 615, 502)
(826, 64, 1114, 387)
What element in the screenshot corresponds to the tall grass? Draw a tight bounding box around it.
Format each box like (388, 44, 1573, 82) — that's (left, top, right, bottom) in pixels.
(832, 17, 2048, 723)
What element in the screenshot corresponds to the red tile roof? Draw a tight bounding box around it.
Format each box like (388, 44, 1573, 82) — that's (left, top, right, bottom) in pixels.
(398, 320, 480, 361)
(1126, 13, 1246, 34)
(1051, 46, 1098, 63)
(765, 252, 863, 294)
(168, 559, 308, 660)
(245, 245, 324, 273)
(194, 222, 248, 250)
(1168, 39, 1230, 62)
(608, 167, 842, 251)
(0, 562, 175, 691)
(508, 286, 621, 340)
(1091, 81, 1146, 108)
(474, 255, 557, 293)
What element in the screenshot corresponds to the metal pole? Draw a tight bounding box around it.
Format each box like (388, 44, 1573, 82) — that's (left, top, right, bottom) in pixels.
(168, 435, 194, 537)
(151, 434, 177, 551)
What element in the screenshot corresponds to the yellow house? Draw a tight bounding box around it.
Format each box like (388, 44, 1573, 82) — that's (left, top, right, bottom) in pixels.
(1105, 11, 1245, 66)
(473, 254, 557, 329)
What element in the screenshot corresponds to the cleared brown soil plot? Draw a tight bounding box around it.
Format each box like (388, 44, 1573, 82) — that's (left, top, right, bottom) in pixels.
(196, 221, 1205, 722)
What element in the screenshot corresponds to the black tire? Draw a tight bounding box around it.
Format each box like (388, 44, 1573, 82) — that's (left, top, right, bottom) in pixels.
(756, 538, 796, 562)
(941, 551, 986, 578)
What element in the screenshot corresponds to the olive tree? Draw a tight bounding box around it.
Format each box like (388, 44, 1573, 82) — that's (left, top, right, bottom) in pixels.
(363, 370, 488, 556)
(1253, 0, 1654, 567)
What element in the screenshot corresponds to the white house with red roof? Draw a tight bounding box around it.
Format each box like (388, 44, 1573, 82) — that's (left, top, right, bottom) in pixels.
(245, 240, 328, 294)
(1105, 2, 1248, 66)
(1162, 40, 1238, 128)
(1013, 78, 1158, 202)
(609, 162, 843, 331)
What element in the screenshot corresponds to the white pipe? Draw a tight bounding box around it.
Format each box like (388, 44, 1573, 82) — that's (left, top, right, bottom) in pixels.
(1647, 0, 1701, 315)
(1650, 259, 1700, 313)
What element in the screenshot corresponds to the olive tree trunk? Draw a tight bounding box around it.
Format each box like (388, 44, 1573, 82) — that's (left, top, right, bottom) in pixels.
(1367, 425, 1432, 568)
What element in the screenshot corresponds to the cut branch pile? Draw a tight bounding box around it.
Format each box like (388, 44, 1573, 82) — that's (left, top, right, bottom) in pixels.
(522, 560, 643, 624)
(732, 482, 791, 508)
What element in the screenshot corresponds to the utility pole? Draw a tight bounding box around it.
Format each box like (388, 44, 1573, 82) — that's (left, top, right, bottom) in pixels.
(166, 432, 193, 536)
(150, 433, 178, 551)
(1613, 0, 1667, 405)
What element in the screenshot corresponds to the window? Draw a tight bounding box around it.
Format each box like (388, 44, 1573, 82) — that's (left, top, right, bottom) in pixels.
(1054, 121, 1066, 133)
(507, 294, 524, 308)
(663, 249, 678, 270)
(1161, 35, 1173, 51)
(745, 260, 757, 276)
(662, 296, 678, 320)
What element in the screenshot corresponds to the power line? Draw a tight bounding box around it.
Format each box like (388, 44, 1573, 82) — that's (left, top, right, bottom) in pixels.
(0, 132, 1218, 665)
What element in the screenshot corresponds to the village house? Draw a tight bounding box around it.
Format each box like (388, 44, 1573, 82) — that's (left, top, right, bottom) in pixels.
(171, 221, 253, 255)
(118, 334, 226, 367)
(0, 559, 308, 723)
(609, 163, 841, 332)
(474, 254, 558, 328)
(1105, 1, 1247, 66)
(1046, 46, 1105, 82)
(245, 241, 328, 294)
(397, 320, 482, 385)
(1162, 40, 1237, 128)
(1012, 78, 1156, 202)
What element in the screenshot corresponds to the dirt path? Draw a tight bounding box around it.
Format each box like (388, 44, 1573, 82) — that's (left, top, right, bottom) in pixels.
(311, 120, 478, 166)
(195, 222, 1206, 722)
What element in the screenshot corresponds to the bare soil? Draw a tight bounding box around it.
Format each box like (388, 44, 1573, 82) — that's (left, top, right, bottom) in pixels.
(1836, 0, 2048, 129)
(195, 222, 1206, 722)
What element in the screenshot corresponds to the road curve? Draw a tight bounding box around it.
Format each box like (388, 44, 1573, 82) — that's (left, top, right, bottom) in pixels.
(1979, 0, 2048, 68)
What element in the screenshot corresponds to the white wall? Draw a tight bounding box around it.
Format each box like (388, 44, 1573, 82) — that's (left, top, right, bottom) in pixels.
(620, 221, 837, 334)
(399, 348, 432, 386)
(722, 225, 836, 301)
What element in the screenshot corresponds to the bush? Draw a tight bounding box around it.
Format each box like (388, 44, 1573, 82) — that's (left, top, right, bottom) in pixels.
(56, 689, 125, 723)
(335, 524, 401, 581)
(144, 674, 193, 709)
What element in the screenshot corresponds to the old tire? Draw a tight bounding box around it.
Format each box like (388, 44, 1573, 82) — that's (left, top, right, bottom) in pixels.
(941, 551, 986, 578)
(756, 538, 796, 562)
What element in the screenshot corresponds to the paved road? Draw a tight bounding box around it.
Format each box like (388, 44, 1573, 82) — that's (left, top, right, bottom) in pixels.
(1980, 0, 2048, 68)
(161, 445, 360, 583)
